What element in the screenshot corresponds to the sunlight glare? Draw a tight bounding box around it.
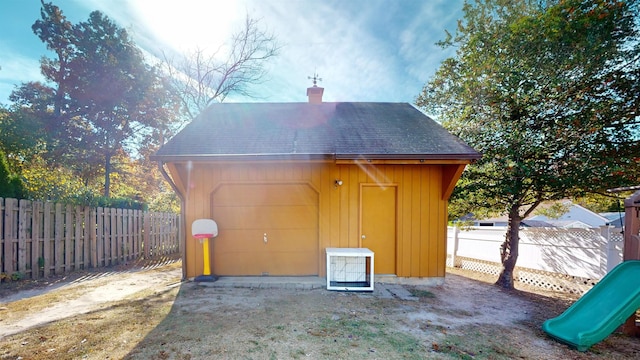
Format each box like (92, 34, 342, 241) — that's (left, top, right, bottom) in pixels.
(129, 0, 243, 55)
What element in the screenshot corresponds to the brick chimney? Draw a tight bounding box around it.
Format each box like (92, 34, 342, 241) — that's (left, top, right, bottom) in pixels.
(307, 73, 324, 104)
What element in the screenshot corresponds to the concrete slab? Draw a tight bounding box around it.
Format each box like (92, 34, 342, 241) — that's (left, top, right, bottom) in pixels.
(384, 284, 419, 301)
(192, 276, 419, 301)
(371, 283, 395, 299)
(193, 276, 325, 290)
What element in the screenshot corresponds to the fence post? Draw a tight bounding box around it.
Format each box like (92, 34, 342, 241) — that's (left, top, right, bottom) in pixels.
(64, 204, 73, 273)
(599, 225, 617, 273)
(133, 209, 138, 259)
(32, 201, 42, 279)
(97, 207, 105, 267)
(162, 212, 168, 255)
(43, 202, 52, 278)
(127, 209, 133, 261)
(83, 206, 90, 269)
(54, 203, 63, 275)
(117, 208, 123, 263)
(143, 212, 150, 258)
(173, 213, 179, 254)
(110, 208, 117, 265)
(5, 198, 17, 275)
(451, 226, 460, 267)
(135, 210, 144, 258)
(0, 198, 4, 274)
(18, 199, 28, 277)
(90, 207, 97, 268)
(74, 206, 82, 271)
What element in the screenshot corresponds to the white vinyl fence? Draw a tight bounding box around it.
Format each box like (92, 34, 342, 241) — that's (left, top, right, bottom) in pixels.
(447, 226, 624, 294)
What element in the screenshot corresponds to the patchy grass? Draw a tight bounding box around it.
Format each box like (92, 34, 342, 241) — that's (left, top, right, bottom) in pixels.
(306, 315, 426, 358)
(0, 286, 178, 360)
(408, 287, 436, 299)
(1, 262, 639, 360)
(431, 328, 522, 359)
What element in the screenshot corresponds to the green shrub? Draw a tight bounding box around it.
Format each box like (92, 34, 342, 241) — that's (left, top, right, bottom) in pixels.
(0, 149, 25, 198)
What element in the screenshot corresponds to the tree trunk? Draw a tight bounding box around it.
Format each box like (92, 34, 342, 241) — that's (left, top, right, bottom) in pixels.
(495, 204, 522, 289)
(104, 153, 111, 198)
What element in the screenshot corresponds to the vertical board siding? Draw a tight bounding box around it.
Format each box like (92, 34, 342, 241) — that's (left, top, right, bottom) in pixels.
(0, 198, 179, 280)
(422, 167, 435, 277)
(181, 161, 448, 278)
(400, 167, 413, 276)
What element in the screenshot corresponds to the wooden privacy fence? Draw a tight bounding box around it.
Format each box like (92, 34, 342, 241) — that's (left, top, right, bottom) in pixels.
(0, 197, 179, 280)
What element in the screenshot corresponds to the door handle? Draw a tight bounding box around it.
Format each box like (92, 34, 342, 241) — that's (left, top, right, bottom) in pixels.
(361, 234, 366, 240)
(264, 233, 268, 244)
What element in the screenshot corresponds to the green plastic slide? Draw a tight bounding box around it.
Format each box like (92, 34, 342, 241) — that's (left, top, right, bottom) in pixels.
(542, 260, 640, 351)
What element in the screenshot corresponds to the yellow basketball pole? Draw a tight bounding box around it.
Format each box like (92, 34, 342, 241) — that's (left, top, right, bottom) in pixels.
(202, 237, 211, 276)
(194, 235, 216, 282)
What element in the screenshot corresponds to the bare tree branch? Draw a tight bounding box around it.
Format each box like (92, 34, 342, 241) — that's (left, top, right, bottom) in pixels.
(162, 14, 280, 121)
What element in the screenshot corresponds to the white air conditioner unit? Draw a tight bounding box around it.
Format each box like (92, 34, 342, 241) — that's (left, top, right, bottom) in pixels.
(326, 248, 374, 291)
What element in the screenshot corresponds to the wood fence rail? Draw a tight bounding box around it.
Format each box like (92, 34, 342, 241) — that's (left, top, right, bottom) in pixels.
(0, 197, 179, 280)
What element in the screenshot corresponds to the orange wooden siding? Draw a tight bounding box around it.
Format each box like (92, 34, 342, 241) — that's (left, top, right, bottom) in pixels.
(169, 161, 461, 278)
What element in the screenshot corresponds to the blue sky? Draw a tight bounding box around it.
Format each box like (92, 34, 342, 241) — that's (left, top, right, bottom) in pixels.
(0, 0, 463, 105)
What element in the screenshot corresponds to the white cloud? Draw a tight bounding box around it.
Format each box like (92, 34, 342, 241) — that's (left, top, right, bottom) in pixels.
(398, 1, 462, 81)
(245, 1, 406, 102)
(62, 0, 464, 103)
(0, 48, 45, 98)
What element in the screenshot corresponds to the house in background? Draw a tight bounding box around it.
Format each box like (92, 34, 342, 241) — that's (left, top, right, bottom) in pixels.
(470, 215, 510, 227)
(469, 200, 624, 229)
(600, 212, 626, 228)
(151, 83, 480, 283)
(470, 215, 555, 227)
(528, 201, 614, 229)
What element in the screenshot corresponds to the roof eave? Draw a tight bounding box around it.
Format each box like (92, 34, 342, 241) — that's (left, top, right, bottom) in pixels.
(150, 152, 481, 164)
(149, 153, 334, 162)
(335, 153, 481, 160)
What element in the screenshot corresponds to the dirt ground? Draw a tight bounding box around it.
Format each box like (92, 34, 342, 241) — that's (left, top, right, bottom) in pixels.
(0, 257, 639, 360)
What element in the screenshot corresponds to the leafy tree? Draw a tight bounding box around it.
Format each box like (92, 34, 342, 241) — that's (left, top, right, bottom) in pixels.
(67, 11, 174, 197)
(0, 149, 25, 199)
(531, 201, 573, 220)
(574, 192, 635, 213)
(19, 155, 90, 202)
(147, 189, 180, 213)
(32, 0, 74, 120)
(417, 0, 640, 288)
(20, 2, 179, 198)
(162, 14, 280, 120)
(2, 86, 49, 155)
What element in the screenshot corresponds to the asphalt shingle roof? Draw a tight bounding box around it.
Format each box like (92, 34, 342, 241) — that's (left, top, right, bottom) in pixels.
(151, 102, 480, 161)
